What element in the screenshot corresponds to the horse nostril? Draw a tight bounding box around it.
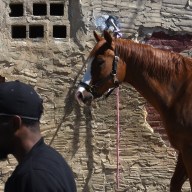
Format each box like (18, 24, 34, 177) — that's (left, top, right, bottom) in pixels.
(75, 91, 94, 106)
(75, 91, 84, 104)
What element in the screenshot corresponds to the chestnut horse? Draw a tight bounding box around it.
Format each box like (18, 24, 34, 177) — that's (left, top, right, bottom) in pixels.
(75, 30, 192, 191)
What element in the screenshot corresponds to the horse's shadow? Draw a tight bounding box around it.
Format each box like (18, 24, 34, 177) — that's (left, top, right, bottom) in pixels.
(82, 106, 94, 192)
(49, 66, 94, 191)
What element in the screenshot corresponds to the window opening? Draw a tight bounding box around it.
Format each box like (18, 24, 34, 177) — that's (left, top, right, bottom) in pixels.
(50, 3, 64, 16)
(53, 25, 66, 38)
(33, 3, 47, 16)
(29, 25, 44, 38)
(9, 3, 23, 17)
(12, 25, 26, 39)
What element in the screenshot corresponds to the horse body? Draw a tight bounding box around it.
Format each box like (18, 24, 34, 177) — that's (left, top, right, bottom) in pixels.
(75, 31, 192, 191)
(117, 39, 192, 147)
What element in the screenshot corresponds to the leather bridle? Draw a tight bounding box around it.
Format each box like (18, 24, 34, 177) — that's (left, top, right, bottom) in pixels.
(79, 49, 120, 98)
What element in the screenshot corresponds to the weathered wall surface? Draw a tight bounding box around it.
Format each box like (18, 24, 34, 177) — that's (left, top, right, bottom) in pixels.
(0, 0, 191, 191)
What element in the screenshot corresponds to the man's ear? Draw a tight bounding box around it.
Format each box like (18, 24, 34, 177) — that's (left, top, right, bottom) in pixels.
(11, 116, 22, 132)
(93, 31, 103, 42)
(0, 75, 5, 83)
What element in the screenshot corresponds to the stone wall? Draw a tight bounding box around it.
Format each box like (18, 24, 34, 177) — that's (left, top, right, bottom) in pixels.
(0, 0, 191, 191)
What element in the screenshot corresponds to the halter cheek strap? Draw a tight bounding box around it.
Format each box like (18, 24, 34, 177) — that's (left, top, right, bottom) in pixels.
(103, 51, 120, 98)
(111, 55, 119, 85)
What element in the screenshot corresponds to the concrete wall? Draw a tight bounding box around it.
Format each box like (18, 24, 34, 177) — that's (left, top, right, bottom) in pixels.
(0, 0, 191, 191)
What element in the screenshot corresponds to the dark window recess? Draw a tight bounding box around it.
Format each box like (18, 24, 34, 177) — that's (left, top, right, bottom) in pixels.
(9, 3, 23, 17)
(50, 3, 64, 16)
(53, 25, 66, 38)
(12, 25, 26, 39)
(33, 3, 47, 16)
(29, 25, 44, 38)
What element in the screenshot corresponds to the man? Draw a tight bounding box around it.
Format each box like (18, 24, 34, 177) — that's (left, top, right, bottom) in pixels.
(0, 80, 77, 192)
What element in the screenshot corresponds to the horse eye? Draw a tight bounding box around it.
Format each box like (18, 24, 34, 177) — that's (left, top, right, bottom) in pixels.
(96, 58, 104, 65)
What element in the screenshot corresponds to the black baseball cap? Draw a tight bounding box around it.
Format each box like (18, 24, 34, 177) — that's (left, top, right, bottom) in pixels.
(0, 80, 43, 120)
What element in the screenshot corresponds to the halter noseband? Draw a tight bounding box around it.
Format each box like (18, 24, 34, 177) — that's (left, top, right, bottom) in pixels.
(80, 49, 119, 98)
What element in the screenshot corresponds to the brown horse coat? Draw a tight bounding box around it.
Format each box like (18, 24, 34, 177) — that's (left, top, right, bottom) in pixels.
(76, 31, 192, 191)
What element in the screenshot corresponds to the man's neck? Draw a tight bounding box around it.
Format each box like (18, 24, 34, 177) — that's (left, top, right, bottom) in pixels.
(13, 134, 42, 163)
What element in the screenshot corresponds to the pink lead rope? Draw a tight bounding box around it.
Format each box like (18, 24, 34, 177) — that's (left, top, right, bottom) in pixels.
(116, 86, 120, 190)
(113, 28, 122, 191)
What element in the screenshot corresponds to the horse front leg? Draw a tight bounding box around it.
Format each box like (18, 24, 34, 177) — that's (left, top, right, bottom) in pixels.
(170, 153, 188, 192)
(181, 144, 192, 191)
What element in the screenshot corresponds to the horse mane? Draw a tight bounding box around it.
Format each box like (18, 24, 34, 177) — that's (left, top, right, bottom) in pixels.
(114, 38, 189, 83)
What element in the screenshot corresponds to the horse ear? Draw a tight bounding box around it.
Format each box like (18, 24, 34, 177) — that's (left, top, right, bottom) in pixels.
(103, 30, 114, 48)
(93, 31, 102, 42)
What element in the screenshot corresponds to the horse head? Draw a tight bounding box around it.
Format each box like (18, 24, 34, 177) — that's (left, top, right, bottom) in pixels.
(75, 31, 124, 106)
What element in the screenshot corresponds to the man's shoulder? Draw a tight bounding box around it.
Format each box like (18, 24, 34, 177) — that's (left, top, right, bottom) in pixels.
(35, 143, 64, 162)
(5, 168, 76, 192)
(24, 144, 67, 173)
(5, 144, 77, 192)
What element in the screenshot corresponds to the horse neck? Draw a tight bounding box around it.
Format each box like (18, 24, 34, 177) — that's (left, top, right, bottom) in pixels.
(115, 39, 186, 113)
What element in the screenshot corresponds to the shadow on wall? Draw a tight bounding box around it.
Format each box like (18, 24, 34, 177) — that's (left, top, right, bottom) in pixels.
(48, 53, 94, 191)
(126, 0, 145, 27)
(82, 107, 94, 192)
(68, 0, 87, 50)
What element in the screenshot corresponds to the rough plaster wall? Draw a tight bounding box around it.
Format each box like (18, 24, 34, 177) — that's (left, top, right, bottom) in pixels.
(0, 0, 191, 192)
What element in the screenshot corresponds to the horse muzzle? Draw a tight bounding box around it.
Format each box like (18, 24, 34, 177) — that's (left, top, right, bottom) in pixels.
(75, 90, 94, 106)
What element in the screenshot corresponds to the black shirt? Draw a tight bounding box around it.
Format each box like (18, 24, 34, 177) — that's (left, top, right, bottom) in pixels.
(5, 138, 77, 192)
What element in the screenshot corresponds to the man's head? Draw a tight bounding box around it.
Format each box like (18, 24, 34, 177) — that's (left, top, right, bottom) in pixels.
(0, 80, 43, 161)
